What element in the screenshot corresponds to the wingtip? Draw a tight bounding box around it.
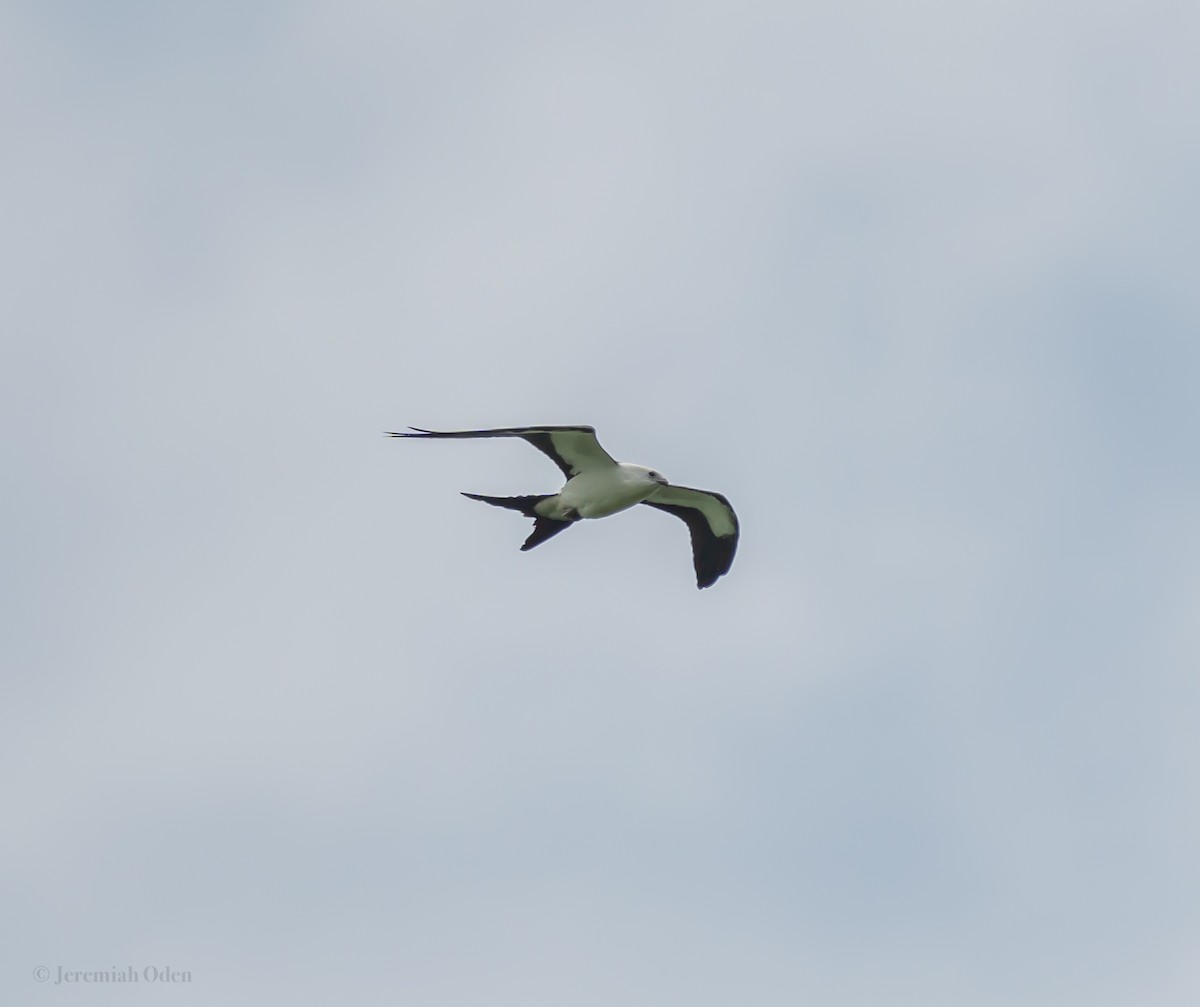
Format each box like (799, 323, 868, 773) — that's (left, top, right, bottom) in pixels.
(383, 426, 435, 438)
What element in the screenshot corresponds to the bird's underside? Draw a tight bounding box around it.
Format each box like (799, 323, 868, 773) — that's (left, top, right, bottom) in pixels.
(387, 425, 739, 588)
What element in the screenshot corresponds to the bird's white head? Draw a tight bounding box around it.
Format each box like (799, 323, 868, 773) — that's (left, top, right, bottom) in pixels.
(626, 464, 669, 487)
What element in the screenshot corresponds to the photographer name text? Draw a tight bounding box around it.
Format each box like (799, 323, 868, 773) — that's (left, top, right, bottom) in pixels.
(33, 964, 192, 985)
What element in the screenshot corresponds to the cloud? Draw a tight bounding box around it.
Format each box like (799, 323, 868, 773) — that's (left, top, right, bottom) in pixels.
(3, 2, 1199, 1004)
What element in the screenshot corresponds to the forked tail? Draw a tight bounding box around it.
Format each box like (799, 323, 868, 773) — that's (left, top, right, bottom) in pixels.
(460, 492, 574, 551)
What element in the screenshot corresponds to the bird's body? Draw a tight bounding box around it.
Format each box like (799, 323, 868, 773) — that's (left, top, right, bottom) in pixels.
(387, 425, 739, 588)
(548, 463, 664, 520)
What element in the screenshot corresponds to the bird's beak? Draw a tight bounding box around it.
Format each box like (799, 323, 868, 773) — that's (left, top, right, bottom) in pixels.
(655, 474, 669, 486)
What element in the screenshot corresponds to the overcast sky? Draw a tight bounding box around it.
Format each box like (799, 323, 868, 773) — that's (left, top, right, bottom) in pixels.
(4, 1, 1199, 1004)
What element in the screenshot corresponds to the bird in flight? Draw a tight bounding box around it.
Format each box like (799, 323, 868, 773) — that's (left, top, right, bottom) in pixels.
(387, 425, 739, 588)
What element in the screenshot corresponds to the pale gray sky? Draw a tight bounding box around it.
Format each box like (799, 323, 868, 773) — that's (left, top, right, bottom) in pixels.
(4, 1, 1199, 1004)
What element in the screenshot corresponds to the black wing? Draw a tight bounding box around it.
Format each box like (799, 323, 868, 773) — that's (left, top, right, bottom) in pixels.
(641, 485, 739, 589)
(386, 425, 616, 480)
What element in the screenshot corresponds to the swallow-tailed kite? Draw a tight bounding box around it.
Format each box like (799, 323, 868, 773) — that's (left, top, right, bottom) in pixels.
(387, 425, 739, 588)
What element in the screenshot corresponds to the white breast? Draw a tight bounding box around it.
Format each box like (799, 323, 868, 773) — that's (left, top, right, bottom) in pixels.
(557, 464, 659, 519)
